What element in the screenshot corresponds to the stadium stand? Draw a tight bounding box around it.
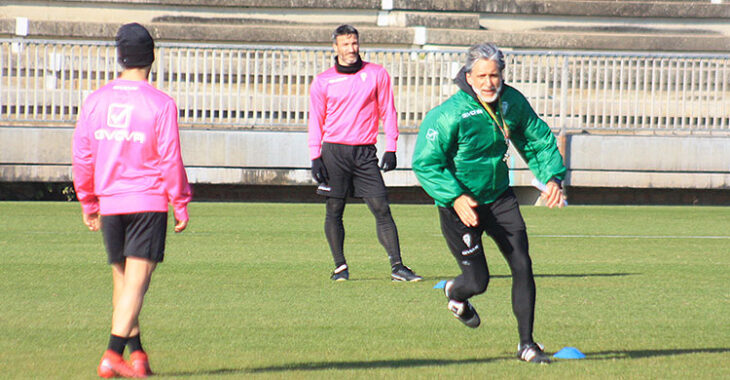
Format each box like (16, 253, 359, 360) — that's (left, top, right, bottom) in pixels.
(1, 1, 729, 203)
(1, 0, 729, 52)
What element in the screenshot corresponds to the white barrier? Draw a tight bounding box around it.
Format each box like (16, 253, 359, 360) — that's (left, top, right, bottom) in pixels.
(2, 39, 728, 133)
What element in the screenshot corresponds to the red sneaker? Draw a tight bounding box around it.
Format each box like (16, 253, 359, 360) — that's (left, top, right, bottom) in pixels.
(97, 349, 136, 378)
(130, 350, 153, 378)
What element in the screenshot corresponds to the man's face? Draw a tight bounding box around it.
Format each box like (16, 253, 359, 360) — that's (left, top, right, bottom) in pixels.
(333, 34, 360, 66)
(466, 58, 503, 103)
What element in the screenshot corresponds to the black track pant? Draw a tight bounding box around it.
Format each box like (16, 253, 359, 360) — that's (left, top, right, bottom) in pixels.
(438, 188, 536, 345)
(325, 196, 402, 269)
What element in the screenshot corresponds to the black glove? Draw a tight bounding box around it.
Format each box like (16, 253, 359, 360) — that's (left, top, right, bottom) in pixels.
(380, 151, 397, 172)
(311, 157, 329, 184)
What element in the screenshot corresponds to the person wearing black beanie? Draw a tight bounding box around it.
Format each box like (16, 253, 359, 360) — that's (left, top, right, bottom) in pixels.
(116, 22, 155, 68)
(75, 21, 191, 378)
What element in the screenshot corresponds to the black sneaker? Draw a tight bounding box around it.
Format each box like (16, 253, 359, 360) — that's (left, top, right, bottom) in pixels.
(391, 265, 423, 282)
(330, 264, 349, 281)
(517, 342, 552, 364)
(447, 299, 481, 328)
(444, 280, 480, 328)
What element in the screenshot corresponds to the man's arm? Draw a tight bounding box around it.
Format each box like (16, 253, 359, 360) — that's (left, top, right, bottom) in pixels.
(307, 77, 327, 160)
(413, 112, 481, 223)
(71, 105, 99, 217)
(508, 90, 567, 208)
(376, 68, 398, 153)
(307, 77, 330, 183)
(412, 111, 465, 207)
(156, 99, 192, 231)
(508, 90, 567, 185)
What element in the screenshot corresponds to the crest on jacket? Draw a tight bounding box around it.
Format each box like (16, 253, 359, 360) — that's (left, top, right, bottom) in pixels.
(426, 128, 438, 142)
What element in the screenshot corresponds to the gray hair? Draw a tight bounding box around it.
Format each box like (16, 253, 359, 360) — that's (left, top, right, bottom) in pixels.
(464, 43, 505, 73)
(332, 24, 359, 42)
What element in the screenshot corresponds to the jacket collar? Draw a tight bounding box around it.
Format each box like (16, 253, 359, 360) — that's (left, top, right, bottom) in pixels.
(334, 55, 364, 74)
(453, 65, 504, 106)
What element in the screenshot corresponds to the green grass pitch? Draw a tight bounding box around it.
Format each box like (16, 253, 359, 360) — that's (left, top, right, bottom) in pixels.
(1, 201, 728, 379)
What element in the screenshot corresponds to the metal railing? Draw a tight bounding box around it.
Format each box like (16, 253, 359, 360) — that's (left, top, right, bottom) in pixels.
(2, 38, 729, 134)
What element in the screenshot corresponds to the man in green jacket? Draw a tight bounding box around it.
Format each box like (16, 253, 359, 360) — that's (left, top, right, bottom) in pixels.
(412, 43, 566, 364)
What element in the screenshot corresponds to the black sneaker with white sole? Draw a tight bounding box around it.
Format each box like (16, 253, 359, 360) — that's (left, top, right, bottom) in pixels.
(391, 265, 423, 282)
(517, 342, 552, 364)
(444, 280, 481, 328)
(330, 264, 349, 281)
(447, 299, 481, 328)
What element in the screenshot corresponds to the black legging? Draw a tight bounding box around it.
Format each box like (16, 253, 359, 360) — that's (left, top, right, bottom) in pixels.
(438, 188, 536, 345)
(325, 196, 402, 269)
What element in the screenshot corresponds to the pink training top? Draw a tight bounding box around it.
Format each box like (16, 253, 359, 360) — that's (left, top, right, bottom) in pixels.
(308, 61, 399, 160)
(72, 78, 192, 222)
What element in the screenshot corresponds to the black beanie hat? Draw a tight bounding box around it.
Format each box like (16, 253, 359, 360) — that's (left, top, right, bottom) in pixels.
(116, 23, 155, 68)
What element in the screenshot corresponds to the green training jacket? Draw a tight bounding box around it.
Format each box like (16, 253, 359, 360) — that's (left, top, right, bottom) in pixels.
(412, 84, 566, 207)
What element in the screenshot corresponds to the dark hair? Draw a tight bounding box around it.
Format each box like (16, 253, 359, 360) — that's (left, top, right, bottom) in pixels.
(332, 24, 359, 42)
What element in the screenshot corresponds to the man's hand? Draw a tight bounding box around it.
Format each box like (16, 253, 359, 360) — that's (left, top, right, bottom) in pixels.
(380, 151, 397, 172)
(311, 157, 329, 184)
(174, 219, 188, 233)
(542, 180, 566, 209)
(454, 194, 479, 227)
(82, 212, 101, 231)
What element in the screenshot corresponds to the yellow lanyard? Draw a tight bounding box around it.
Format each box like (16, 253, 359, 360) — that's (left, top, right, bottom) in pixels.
(478, 97, 511, 162)
(478, 97, 509, 140)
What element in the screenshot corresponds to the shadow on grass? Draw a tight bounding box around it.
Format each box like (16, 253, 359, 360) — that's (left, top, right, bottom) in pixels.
(164, 356, 512, 376)
(583, 347, 730, 360)
(345, 273, 639, 282)
(164, 348, 730, 376)
(418, 273, 638, 282)
(534, 272, 638, 278)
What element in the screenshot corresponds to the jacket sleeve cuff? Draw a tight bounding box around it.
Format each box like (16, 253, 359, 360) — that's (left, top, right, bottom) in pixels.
(309, 146, 322, 161)
(80, 201, 99, 215)
(385, 139, 398, 153)
(173, 207, 189, 223)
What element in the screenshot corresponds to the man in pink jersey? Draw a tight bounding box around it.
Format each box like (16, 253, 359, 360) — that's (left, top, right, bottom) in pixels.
(309, 24, 421, 282)
(72, 23, 191, 378)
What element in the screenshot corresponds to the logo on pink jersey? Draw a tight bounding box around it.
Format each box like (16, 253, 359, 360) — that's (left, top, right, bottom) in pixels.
(95, 103, 146, 143)
(107, 104, 133, 129)
(94, 129, 146, 143)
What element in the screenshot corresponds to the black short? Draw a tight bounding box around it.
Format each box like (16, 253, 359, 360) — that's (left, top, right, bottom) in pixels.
(101, 212, 168, 264)
(316, 142, 388, 199)
(438, 188, 527, 260)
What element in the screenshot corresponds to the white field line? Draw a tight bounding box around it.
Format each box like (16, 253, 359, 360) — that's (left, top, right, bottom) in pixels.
(430, 234, 730, 239)
(532, 234, 730, 239)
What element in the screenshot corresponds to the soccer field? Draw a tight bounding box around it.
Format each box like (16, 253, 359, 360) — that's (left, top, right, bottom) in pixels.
(1, 201, 728, 379)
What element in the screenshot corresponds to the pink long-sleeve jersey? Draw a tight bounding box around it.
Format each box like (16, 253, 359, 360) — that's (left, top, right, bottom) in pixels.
(72, 78, 192, 222)
(308, 62, 399, 160)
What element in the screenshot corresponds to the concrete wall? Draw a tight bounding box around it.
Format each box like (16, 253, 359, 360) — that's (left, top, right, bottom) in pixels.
(2, 126, 729, 191)
(567, 135, 730, 189)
